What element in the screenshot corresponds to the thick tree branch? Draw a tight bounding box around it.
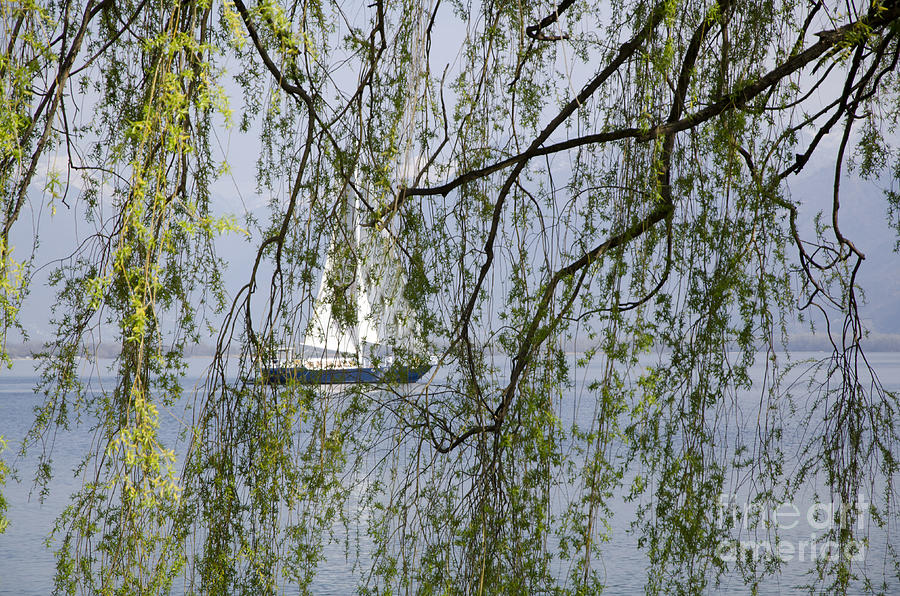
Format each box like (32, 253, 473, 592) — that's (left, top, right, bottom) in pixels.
(403, 2, 900, 203)
(448, 0, 671, 348)
(525, 0, 576, 41)
(492, 0, 726, 426)
(429, 0, 735, 450)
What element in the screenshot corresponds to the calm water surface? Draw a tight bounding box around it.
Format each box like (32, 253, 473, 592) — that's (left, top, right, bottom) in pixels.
(2, 353, 899, 594)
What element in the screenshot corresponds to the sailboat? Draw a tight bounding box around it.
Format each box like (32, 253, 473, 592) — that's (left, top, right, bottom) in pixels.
(261, 179, 430, 385)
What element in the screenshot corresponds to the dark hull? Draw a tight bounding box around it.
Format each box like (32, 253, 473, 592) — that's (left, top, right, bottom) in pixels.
(260, 364, 430, 385)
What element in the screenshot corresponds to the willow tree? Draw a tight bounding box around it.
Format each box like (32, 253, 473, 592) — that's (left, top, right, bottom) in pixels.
(2, 0, 900, 593)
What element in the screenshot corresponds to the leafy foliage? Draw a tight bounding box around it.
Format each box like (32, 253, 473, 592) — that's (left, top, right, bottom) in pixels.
(2, 0, 900, 594)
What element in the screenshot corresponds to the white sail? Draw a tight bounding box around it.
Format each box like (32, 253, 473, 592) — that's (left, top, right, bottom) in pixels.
(304, 180, 389, 361)
(355, 207, 379, 348)
(305, 248, 360, 355)
(362, 227, 414, 353)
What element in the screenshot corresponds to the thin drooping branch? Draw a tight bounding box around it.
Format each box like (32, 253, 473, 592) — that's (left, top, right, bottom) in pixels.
(222, 0, 390, 375)
(784, 31, 899, 179)
(231, 0, 314, 106)
(495, 202, 674, 416)
(69, 0, 150, 77)
(765, 29, 898, 317)
(432, 201, 673, 453)
(2, 0, 111, 245)
(571, 214, 674, 319)
(0, 14, 26, 81)
(213, 0, 319, 376)
(828, 29, 900, 260)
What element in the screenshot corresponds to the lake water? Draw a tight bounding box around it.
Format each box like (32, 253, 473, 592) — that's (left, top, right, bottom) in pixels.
(2, 353, 899, 594)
